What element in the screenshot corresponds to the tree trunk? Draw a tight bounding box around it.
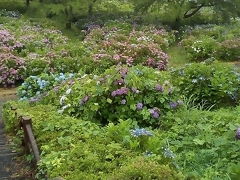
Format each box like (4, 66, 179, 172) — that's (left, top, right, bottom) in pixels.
(26, 0, 30, 6)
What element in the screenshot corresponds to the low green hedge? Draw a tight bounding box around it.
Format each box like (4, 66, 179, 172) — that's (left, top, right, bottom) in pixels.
(3, 101, 240, 179)
(3, 101, 183, 180)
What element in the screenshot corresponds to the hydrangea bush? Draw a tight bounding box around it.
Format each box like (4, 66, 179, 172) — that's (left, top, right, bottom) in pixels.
(44, 65, 182, 127)
(18, 73, 76, 101)
(172, 62, 240, 107)
(0, 17, 87, 86)
(0, 51, 25, 87)
(82, 22, 174, 73)
(180, 22, 240, 61)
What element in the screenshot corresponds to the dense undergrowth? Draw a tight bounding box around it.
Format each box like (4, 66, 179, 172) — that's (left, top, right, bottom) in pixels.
(1, 4, 240, 180)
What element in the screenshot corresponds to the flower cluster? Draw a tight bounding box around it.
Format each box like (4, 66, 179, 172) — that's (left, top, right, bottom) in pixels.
(149, 108, 160, 119)
(169, 100, 183, 109)
(43, 65, 182, 126)
(18, 73, 75, 100)
(130, 128, 153, 137)
(111, 87, 129, 97)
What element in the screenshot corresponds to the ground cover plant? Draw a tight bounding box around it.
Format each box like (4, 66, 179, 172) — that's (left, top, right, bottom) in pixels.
(3, 101, 184, 180)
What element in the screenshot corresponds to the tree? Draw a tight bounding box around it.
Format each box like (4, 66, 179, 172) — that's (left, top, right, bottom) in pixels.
(133, 0, 240, 27)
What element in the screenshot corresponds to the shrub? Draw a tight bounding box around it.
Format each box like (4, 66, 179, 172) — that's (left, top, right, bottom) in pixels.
(3, 102, 183, 179)
(82, 22, 174, 73)
(181, 36, 219, 61)
(44, 65, 182, 127)
(0, 17, 88, 84)
(0, 51, 25, 87)
(109, 157, 184, 180)
(172, 62, 240, 108)
(18, 73, 76, 100)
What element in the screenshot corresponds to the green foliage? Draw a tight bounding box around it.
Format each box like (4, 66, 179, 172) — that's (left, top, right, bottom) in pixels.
(180, 22, 240, 61)
(164, 107, 240, 179)
(181, 35, 219, 61)
(172, 62, 240, 108)
(109, 157, 184, 180)
(3, 102, 183, 179)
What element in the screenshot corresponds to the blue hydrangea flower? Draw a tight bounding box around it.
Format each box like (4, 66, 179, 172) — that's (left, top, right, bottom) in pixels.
(130, 128, 153, 137)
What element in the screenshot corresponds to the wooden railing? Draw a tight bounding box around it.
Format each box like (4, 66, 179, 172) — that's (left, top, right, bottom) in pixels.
(11, 106, 40, 163)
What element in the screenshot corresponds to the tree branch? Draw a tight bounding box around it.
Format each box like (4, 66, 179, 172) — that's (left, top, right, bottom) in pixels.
(183, 3, 205, 18)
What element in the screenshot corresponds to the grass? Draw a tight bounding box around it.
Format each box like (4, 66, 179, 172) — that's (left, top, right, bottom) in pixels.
(167, 46, 190, 67)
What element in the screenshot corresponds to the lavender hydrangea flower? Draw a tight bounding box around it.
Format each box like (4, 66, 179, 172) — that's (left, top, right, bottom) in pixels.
(236, 128, 240, 140)
(170, 102, 178, 109)
(136, 103, 143, 110)
(130, 128, 153, 137)
(149, 108, 160, 118)
(170, 100, 184, 109)
(111, 87, 129, 97)
(155, 84, 163, 92)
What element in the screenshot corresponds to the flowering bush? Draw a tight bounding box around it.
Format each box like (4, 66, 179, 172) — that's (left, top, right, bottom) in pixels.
(82, 22, 173, 73)
(172, 62, 240, 107)
(44, 65, 182, 127)
(0, 52, 25, 87)
(181, 35, 219, 61)
(0, 17, 88, 85)
(180, 22, 240, 62)
(18, 73, 75, 101)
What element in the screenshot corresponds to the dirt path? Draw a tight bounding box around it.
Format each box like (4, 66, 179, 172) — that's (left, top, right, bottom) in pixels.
(0, 88, 33, 180)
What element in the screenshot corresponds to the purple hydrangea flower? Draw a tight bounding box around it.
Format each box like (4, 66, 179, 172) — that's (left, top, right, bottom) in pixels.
(170, 102, 178, 109)
(149, 108, 160, 118)
(155, 84, 163, 92)
(111, 91, 117, 97)
(136, 103, 143, 110)
(236, 128, 240, 140)
(111, 87, 129, 97)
